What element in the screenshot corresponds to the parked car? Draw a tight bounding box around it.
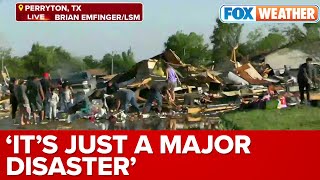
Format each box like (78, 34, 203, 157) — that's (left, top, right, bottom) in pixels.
(64, 72, 97, 95)
(50, 78, 64, 88)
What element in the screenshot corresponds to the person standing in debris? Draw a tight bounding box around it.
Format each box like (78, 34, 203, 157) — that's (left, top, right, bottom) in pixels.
(297, 58, 317, 104)
(16, 80, 31, 125)
(26, 76, 45, 124)
(9, 78, 19, 121)
(61, 83, 73, 112)
(143, 82, 172, 113)
(165, 63, 181, 101)
(40, 72, 52, 119)
(48, 88, 59, 121)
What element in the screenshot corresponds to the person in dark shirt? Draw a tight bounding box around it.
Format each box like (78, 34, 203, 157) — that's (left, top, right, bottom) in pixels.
(106, 81, 119, 95)
(26, 76, 45, 124)
(263, 64, 275, 78)
(297, 58, 317, 104)
(40, 72, 52, 119)
(40, 73, 52, 94)
(9, 78, 19, 120)
(16, 80, 31, 125)
(143, 82, 171, 113)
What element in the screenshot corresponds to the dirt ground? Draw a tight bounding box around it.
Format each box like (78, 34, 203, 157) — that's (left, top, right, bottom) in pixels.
(0, 112, 96, 130)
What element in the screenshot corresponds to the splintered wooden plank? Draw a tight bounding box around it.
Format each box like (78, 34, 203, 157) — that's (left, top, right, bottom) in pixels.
(187, 116, 202, 122)
(204, 106, 235, 112)
(0, 98, 10, 104)
(187, 107, 202, 114)
(310, 92, 320, 100)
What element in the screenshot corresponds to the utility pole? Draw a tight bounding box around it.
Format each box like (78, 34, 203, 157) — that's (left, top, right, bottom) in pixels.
(111, 51, 114, 75)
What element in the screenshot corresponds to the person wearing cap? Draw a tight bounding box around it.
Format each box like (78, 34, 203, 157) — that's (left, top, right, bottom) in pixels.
(297, 57, 317, 104)
(40, 72, 52, 119)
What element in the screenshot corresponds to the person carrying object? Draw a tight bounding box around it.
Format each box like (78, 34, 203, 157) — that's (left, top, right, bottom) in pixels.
(262, 64, 275, 78)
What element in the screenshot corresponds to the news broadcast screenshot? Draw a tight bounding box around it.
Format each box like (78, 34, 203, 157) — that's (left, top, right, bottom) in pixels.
(0, 0, 319, 179)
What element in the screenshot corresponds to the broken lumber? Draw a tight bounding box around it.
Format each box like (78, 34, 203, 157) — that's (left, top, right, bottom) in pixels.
(187, 116, 202, 122)
(204, 106, 235, 112)
(187, 107, 202, 114)
(310, 92, 320, 100)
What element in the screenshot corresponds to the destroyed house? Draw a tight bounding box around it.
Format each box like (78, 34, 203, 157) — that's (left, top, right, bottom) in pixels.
(250, 41, 320, 75)
(111, 49, 222, 90)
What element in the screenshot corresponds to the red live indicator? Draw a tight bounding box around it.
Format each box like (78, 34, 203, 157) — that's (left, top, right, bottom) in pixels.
(16, 2, 143, 22)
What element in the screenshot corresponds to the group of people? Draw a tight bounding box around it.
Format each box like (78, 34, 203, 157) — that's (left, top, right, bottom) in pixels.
(106, 63, 181, 116)
(9, 73, 74, 125)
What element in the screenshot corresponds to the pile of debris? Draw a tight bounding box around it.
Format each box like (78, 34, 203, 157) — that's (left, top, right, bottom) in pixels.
(49, 48, 320, 130)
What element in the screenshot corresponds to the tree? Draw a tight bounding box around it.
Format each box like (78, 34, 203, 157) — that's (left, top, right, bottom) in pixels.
(22, 43, 55, 75)
(22, 43, 84, 77)
(283, 24, 305, 43)
(0, 48, 28, 78)
(83, 55, 100, 69)
(164, 31, 211, 65)
(4, 56, 28, 78)
(100, 48, 136, 74)
(240, 25, 288, 57)
(303, 22, 320, 41)
(210, 18, 243, 66)
(239, 28, 263, 56)
(256, 33, 287, 52)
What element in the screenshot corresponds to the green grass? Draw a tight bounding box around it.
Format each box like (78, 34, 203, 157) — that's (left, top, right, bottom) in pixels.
(221, 106, 320, 130)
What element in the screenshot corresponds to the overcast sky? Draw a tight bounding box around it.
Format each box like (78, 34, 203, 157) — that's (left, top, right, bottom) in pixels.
(0, 0, 318, 60)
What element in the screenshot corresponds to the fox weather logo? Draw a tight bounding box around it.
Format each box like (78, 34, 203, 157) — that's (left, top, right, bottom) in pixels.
(219, 5, 319, 23)
(220, 5, 256, 22)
